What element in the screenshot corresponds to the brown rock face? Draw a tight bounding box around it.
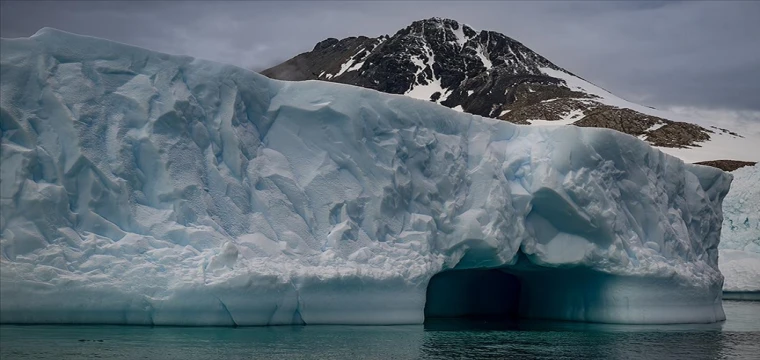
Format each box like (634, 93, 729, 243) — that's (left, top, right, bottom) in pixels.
(572, 107, 711, 148)
(573, 107, 660, 135)
(694, 160, 756, 172)
(645, 122, 711, 148)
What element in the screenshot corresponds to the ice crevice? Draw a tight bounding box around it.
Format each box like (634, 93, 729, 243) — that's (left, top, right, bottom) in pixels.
(215, 296, 238, 327)
(0, 28, 734, 326)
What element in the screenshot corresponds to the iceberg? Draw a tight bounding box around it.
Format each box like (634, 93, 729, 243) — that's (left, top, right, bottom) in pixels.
(718, 164, 760, 298)
(0, 29, 732, 325)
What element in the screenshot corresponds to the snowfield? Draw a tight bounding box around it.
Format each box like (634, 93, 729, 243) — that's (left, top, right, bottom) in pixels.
(0, 29, 734, 325)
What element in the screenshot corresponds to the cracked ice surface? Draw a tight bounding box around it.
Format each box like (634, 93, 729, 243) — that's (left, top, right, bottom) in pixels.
(0, 29, 732, 325)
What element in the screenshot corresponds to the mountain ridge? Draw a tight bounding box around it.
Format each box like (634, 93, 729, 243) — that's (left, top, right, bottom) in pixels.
(262, 17, 759, 168)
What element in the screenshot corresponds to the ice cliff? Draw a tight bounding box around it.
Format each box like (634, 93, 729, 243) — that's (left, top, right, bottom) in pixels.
(719, 164, 760, 295)
(0, 29, 732, 325)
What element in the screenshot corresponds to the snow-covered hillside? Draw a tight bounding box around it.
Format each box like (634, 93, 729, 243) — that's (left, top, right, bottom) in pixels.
(0, 29, 732, 325)
(541, 68, 760, 164)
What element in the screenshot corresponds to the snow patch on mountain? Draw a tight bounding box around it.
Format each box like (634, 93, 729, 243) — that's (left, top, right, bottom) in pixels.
(450, 22, 469, 49)
(404, 43, 453, 103)
(476, 45, 492, 70)
(527, 109, 584, 127)
(334, 48, 366, 78)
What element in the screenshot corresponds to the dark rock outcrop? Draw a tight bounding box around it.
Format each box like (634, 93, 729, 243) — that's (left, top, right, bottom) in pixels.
(695, 160, 756, 172)
(262, 17, 714, 149)
(573, 107, 711, 148)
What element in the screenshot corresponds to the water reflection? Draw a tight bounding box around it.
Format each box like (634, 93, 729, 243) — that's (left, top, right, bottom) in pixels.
(421, 319, 730, 360)
(1, 301, 757, 360)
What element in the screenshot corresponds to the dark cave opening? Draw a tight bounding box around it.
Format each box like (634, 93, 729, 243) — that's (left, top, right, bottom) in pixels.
(423, 269, 522, 321)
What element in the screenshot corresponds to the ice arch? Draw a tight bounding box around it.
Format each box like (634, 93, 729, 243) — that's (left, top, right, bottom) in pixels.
(424, 269, 521, 320)
(423, 254, 726, 324)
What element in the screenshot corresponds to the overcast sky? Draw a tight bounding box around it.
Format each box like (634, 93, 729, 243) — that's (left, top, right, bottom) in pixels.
(2, 0, 759, 121)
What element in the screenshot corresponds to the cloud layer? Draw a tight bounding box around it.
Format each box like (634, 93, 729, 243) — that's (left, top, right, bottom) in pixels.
(1, 0, 758, 118)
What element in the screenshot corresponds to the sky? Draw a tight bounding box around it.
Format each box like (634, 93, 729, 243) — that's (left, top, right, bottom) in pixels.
(1, 0, 759, 123)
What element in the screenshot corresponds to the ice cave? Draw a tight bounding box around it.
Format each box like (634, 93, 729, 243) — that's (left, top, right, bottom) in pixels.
(425, 268, 521, 320)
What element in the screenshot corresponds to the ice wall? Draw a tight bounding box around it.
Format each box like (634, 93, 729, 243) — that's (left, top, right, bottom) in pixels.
(0, 29, 732, 325)
(718, 164, 760, 293)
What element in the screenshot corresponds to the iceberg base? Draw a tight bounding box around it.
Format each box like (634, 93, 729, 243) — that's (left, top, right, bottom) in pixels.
(514, 268, 725, 324)
(2, 264, 725, 325)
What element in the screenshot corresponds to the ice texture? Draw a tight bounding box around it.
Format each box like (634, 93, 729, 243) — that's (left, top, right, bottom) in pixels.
(719, 164, 760, 292)
(0, 29, 732, 325)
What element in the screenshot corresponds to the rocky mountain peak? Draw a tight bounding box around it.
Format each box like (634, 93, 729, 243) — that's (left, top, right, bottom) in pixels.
(262, 18, 716, 150)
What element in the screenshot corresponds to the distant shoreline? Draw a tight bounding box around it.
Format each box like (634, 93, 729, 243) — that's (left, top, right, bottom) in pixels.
(723, 292, 760, 301)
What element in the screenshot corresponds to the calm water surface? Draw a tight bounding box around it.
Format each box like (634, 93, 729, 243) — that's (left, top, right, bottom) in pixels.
(1, 301, 758, 359)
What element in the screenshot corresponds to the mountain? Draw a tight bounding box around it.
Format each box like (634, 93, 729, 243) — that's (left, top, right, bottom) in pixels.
(262, 18, 759, 168)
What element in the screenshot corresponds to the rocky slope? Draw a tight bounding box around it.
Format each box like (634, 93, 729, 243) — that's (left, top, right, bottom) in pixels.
(262, 18, 717, 149)
(694, 160, 756, 172)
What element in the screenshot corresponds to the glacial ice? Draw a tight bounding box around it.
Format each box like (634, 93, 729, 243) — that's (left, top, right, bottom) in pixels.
(718, 164, 760, 294)
(0, 29, 732, 325)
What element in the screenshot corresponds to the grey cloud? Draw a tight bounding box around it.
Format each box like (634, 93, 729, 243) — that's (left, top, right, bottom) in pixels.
(1, 0, 758, 116)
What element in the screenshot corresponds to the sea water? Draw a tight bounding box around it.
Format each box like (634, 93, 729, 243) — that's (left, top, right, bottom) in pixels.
(1, 301, 758, 360)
